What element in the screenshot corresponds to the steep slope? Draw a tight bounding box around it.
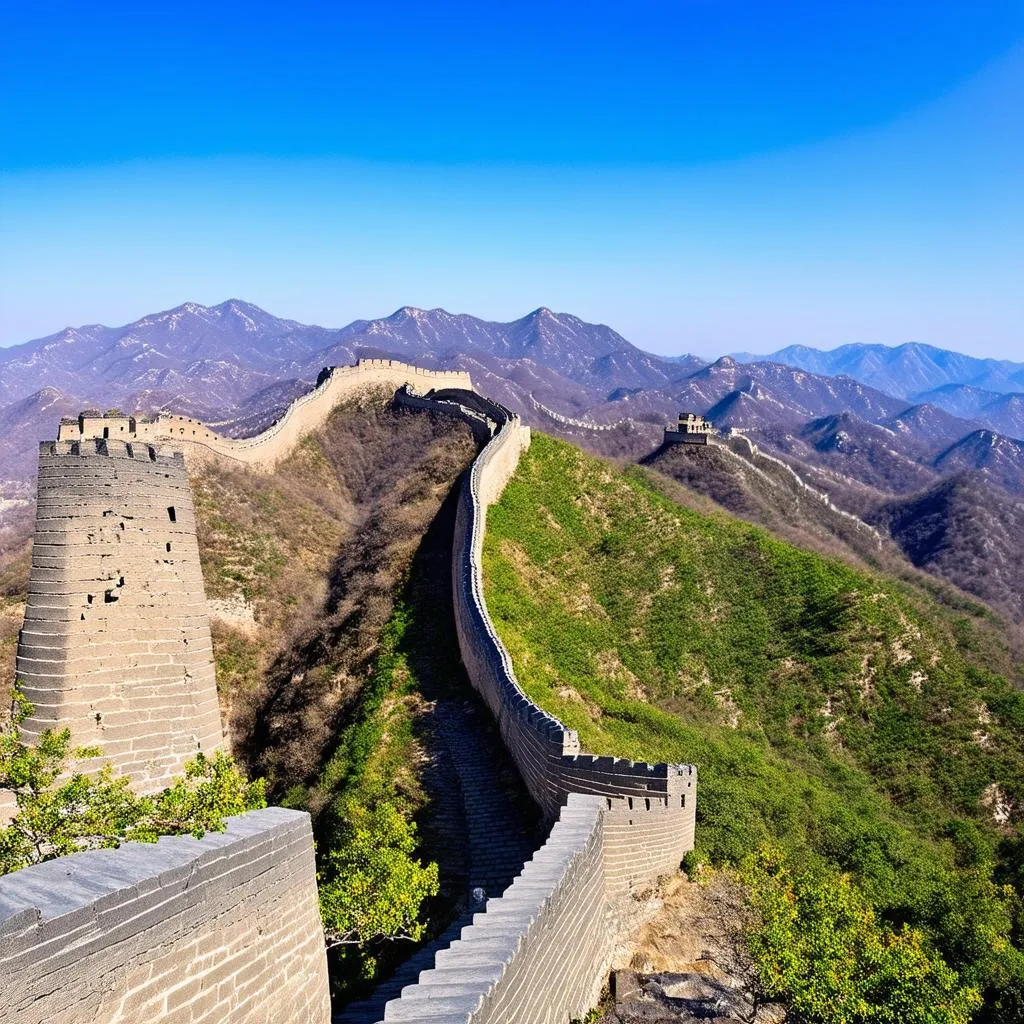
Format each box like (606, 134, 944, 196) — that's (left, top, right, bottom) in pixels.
(934, 431, 1024, 495)
(871, 475, 1024, 625)
(643, 437, 888, 568)
(190, 390, 540, 999)
(483, 432, 1024, 1015)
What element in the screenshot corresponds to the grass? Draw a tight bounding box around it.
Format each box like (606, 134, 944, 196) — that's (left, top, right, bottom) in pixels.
(482, 432, 1024, 1013)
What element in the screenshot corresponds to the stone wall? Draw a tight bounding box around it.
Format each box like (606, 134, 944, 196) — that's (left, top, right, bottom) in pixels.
(15, 438, 224, 791)
(0, 807, 331, 1024)
(382, 794, 608, 1024)
(379, 389, 696, 1022)
(450, 398, 696, 853)
(58, 360, 473, 473)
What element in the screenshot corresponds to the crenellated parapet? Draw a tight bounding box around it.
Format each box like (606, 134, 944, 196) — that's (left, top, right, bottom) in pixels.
(382, 387, 696, 1022)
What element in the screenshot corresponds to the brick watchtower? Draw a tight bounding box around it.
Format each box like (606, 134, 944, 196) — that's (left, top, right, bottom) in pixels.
(15, 438, 224, 792)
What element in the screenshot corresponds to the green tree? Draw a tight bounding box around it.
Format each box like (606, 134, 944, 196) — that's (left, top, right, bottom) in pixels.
(741, 851, 981, 1024)
(0, 687, 265, 875)
(317, 800, 439, 951)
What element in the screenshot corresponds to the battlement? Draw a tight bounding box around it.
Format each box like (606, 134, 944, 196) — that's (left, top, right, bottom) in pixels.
(18, 432, 225, 792)
(41, 437, 185, 466)
(380, 384, 697, 1022)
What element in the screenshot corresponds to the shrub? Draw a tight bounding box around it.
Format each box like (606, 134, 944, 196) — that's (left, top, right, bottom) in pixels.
(0, 686, 266, 876)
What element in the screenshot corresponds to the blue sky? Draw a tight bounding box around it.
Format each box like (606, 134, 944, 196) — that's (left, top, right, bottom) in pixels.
(1, 0, 1021, 357)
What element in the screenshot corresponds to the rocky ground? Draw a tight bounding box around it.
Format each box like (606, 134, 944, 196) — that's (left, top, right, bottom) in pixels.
(594, 874, 784, 1024)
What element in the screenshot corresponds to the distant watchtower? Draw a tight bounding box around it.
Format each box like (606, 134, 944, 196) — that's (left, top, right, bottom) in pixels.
(664, 411, 714, 446)
(16, 437, 225, 792)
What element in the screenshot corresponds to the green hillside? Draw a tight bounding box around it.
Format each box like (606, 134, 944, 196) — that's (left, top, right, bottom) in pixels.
(483, 432, 1024, 1020)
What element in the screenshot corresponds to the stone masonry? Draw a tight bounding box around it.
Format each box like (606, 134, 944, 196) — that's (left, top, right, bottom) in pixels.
(0, 807, 331, 1024)
(15, 437, 224, 791)
(3, 366, 698, 1024)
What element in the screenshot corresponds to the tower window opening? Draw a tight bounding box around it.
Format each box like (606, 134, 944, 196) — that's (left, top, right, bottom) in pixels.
(167, 506, 176, 523)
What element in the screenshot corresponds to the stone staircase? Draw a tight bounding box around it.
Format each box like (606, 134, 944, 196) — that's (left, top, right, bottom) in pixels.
(334, 698, 540, 1024)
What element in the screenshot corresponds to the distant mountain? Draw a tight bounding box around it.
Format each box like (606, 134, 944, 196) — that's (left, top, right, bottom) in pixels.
(0, 387, 84, 489)
(3, 297, 1022, 626)
(933, 430, 1024, 495)
(734, 342, 1024, 399)
(913, 384, 1024, 439)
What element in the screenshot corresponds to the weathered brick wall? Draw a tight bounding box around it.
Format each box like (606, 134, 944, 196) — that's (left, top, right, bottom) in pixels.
(16, 438, 224, 791)
(0, 807, 331, 1024)
(58, 360, 473, 472)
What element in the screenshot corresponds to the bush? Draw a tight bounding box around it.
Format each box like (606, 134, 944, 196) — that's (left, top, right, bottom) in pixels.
(740, 851, 981, 1024)
(0, 687, 266, 876)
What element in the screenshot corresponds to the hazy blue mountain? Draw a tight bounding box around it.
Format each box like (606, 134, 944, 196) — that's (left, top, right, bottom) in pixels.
(733, 342, 1024, 398)
(913, 384, 1024, 439)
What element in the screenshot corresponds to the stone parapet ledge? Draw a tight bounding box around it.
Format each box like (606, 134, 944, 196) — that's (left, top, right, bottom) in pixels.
(381, 794, 608, 1024)
(0, 807, 331, 1024)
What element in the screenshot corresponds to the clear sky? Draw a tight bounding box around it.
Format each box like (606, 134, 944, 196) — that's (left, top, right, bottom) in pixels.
(1, 0, 1021, 358)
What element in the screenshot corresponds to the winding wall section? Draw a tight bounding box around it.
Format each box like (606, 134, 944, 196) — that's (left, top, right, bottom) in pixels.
(58, 360, 472, 472)
(12, 366, 695, 1024)
(377, 389, 696, 1023)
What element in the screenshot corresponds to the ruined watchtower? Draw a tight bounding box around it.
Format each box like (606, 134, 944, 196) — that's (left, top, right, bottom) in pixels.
(664, 411, 714, 446)
(15, 437, 224, 791)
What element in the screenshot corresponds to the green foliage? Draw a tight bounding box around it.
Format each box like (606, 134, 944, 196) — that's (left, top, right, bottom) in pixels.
(312, 595, 441, 995)
(318, 802, 439, 949)
(741, 851, 981, 1024)
(482, 432, 1024, 1020)
(0, 687, 265, 875)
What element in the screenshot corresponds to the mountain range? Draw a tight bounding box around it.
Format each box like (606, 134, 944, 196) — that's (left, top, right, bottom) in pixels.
(1, 299, 1022, 621)
(733, 341, 1024, 399)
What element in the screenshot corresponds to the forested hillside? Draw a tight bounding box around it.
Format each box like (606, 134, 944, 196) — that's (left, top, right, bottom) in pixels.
(484, 432, 1024, 1021)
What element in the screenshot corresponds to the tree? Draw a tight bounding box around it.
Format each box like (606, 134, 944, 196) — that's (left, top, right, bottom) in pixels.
(317, 800, 439, 951)
(0, 687, 266, 875)
(740, 849, 982, 1024)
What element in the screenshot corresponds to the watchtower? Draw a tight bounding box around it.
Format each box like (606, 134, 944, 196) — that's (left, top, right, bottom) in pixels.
(664, 411, 714, 446)
(15, 437, 225, 792)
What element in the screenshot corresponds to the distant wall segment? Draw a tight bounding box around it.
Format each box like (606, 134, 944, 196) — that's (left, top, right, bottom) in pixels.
(16, 438, 224, 792)
(58, 360, 473, 472)
(0, 807, 331, 1024)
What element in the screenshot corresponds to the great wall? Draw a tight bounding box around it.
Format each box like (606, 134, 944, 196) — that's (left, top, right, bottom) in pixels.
(0, 359, 696, 1024)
